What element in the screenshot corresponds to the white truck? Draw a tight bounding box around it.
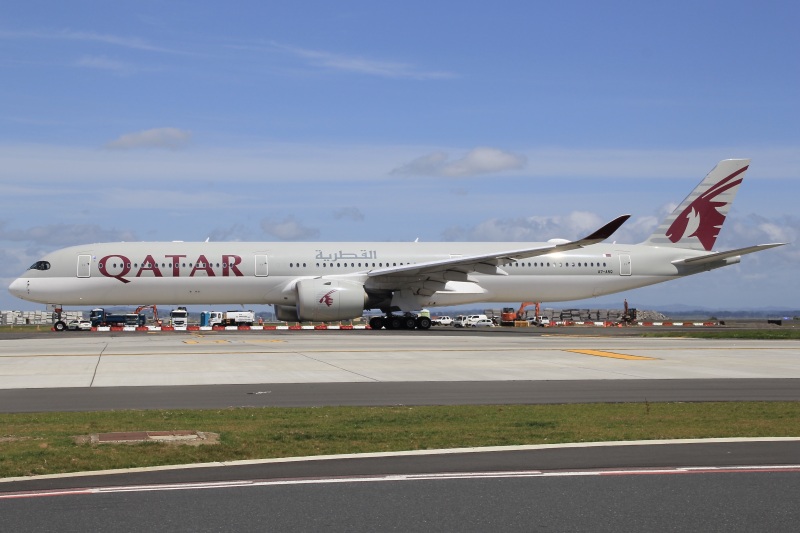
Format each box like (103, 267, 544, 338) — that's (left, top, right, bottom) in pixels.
(453, 314, 488, 327)
(202, 310, 255, 327)
(170, 307, 189, 330)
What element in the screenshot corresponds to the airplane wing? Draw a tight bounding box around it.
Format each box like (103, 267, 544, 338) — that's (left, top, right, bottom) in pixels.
(671, 243, 787, 266)
(365, 214, 630, 285)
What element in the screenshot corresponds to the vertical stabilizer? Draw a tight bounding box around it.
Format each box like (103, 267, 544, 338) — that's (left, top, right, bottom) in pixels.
(643, 159, 750, 251)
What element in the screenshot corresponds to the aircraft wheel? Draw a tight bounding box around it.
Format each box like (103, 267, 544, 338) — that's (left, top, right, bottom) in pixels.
(417, 316, 431, 330)
(53, 320, 67, 332)
(389, 316, 403, 330)
(403, 316, 417, 329)
(369, 317, 384, 330)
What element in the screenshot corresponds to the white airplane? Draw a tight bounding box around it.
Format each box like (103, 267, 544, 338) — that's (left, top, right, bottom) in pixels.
(8, 159, 786, 331)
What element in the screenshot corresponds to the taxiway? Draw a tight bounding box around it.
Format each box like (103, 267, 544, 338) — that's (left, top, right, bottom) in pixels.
(1, 330, 798, 391)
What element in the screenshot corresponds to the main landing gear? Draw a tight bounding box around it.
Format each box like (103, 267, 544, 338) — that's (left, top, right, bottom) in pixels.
(369, 313, 432, 331)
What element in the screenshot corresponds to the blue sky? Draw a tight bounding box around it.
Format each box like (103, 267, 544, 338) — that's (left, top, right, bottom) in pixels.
(1, 1, 798, 311)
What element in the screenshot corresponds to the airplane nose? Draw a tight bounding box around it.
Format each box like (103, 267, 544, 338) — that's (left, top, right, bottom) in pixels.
(8, 277, 28, 300)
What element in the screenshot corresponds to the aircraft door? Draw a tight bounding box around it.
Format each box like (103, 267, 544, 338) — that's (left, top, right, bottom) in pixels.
(255, 254, 269, 277)
(619, 254, 631, 276)
(77, 254, 92, 278)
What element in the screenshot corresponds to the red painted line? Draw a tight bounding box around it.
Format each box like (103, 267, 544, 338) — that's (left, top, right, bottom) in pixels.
(4, 465, 799, 500)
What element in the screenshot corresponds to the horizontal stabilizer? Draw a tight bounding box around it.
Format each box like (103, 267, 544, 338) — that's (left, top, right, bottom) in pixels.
(672, 243, 787, 266)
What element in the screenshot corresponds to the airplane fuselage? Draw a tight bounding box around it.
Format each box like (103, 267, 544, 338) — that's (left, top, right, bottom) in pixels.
(9, 240, 727, 308)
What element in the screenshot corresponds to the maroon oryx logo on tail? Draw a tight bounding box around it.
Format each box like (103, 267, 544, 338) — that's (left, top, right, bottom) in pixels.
(666, 166, 747, 251)
(319, 289, 336, 307)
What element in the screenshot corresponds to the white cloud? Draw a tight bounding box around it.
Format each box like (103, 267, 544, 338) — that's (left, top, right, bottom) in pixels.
(392, 147, 527, 177)
(275, 43, 456, 80)
(105, 127, 192, 150)
(391, 152, 448, 176)
(0, 222, 137, 248)
(333, 207, 365, 221)
(442, 211, 605, 242)
(0, 247, 38, 279)
(205, 224, 251, 242)
(3, 143, 797, 189)
(94, 188, 242, 210)
(512, 147, 800, 179)
(0, 29, 183, 55)
(727, 215, 799, 255)
(260, 216, 319, 240)
(75, 55, 138, 76)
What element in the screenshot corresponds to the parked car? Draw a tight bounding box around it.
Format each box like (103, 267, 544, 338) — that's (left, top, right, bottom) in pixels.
(67, 319, 92, 331)
(472, 318, 495, 327)
(465, 314, 488, 326)
(527, 316, 551, 327)
(432, 316, 453, 326)
(453, 315, 469, 328)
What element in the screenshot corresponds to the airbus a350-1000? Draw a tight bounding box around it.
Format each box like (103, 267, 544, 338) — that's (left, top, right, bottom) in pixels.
(8, 159, 786, 331)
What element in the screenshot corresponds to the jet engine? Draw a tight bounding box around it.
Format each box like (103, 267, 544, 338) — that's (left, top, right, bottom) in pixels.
(276, 278, 368, 322)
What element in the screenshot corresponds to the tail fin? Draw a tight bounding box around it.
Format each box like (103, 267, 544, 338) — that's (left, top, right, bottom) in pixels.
(643, 159, 750, 251)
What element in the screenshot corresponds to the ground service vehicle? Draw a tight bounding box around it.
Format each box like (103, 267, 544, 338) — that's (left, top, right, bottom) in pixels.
(200, 310, 255, 327)
(465, 314, 488, 326)
(89, 308, 146, 328)
(528, 316, 550, 327)
(170, 307, 188, 330)
(67, 319, 92, 330)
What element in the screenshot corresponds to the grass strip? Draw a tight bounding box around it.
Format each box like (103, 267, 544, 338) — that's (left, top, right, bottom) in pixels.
(2, 402, 799, 479)
(640, 330, 800, 340)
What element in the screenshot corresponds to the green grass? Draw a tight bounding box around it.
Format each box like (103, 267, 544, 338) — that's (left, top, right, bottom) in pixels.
(2, 402, 799, 479)
(641, 329, 800, 340)
(0, 325, 51, 333)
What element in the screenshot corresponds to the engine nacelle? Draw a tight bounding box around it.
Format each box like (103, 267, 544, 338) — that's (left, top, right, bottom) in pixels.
(295, 278, 367, 322)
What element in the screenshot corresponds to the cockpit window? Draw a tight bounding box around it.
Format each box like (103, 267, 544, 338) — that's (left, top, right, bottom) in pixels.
(29, 261, 51, 271)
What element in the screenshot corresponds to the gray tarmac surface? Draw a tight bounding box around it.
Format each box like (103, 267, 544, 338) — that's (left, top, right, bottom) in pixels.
(1, 329, 799, 389)
(2, 328, 799, 531)
(2, 328, 798, 409)
(2, 379, 800, 412)
(4, 470, 800, 533)
(3, 441, 800, 532)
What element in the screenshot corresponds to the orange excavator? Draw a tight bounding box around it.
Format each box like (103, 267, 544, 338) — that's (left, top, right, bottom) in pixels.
(134, 305, 160, 326)
(500, 302, 539, 325)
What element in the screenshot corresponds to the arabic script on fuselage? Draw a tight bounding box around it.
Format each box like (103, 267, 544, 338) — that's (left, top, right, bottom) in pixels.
(314, 250, 378, 261)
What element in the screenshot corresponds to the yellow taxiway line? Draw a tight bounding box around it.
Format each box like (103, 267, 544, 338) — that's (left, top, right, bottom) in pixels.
(566, 349, 657, 360)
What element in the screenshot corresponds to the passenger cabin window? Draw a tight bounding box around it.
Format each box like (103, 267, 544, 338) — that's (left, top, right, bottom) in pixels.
(29, 261, 51, 271)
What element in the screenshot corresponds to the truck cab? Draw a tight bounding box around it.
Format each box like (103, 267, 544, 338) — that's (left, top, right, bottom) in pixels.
(170, 307, 189, 330)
